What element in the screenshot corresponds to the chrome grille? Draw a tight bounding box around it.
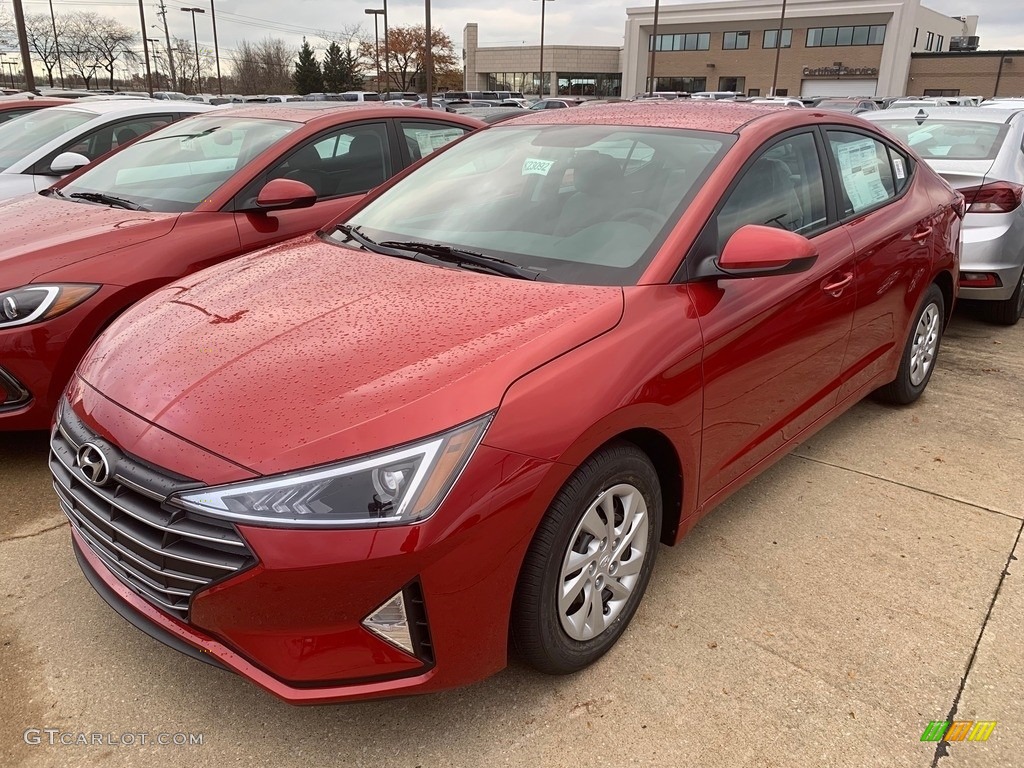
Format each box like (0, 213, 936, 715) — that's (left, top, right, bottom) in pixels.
(50, 407, 255, 620)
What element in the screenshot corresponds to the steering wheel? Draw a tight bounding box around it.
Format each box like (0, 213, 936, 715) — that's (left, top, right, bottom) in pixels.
(610, 207, 664, 229)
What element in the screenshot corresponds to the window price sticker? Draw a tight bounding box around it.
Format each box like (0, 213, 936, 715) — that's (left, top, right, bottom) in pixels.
(522, 158, 555, 176)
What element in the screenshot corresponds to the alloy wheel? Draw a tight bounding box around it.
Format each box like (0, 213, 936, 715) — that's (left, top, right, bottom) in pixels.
(909, 301, 941, 386)
(557, 483, 649, 641)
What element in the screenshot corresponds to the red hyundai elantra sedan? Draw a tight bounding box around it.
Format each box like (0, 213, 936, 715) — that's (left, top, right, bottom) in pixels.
(53, 102, 961, 704)
(0, 104, 481, 429)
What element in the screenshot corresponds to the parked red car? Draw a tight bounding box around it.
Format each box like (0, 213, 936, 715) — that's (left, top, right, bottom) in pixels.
(54, 102, 961, 704)
(0, 104, 482, 429)
(0, 96, 72, 123)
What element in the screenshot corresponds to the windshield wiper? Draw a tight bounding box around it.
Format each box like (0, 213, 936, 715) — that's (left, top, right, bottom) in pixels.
(379, 240, 547, 281)
(334, 225, 547, 281)
(67, 192, 147, 211)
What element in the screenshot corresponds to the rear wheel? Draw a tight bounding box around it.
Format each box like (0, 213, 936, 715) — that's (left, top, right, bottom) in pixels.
(511, 442, 662, 674)
(874, 284, 944, 405)
(989, 269, 1024, 326)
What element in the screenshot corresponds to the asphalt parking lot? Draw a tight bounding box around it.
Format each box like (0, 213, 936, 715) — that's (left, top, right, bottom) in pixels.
(1, 304, 1021, 768)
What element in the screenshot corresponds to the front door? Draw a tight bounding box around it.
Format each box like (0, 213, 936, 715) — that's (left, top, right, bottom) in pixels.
(690, 129, 858, 505)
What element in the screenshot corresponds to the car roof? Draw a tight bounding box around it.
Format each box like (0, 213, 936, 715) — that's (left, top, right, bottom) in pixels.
(507, 100, 788, 133)
(0, 97, 72, 109)
(864, 107, 1021, 124)
(203, 103, 485, 127)
(45, 100, 216, 116)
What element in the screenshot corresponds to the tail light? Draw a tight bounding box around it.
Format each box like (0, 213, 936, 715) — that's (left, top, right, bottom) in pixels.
(960, 272, 1001, 288)
(961, 181, 1023, 213)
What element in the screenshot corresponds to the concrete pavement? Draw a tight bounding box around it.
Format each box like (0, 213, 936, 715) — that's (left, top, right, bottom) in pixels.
(1, 305, 1021, 768)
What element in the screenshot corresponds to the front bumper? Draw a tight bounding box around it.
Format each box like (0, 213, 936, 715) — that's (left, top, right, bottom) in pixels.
(60, 380, 552, 704)
(959, 214, 1024, 301)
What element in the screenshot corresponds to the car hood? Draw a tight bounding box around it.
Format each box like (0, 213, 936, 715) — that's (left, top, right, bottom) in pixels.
(0, 194, 178, 286)
(78, 237, 624, 475)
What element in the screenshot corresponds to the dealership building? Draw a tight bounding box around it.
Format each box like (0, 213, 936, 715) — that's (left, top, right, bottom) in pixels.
(463, 0, 981, 98)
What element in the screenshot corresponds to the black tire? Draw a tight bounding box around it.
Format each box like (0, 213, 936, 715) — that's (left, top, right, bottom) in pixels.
(511, 441, 662, 675)
(874, 283, 945, 405)
(989, 270, 1024, 326)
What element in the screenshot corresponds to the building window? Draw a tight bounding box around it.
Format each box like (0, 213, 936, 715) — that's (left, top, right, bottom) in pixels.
(719, 76, 745, 92)
(723, 31, 750, 50)
(924, 88, 960, 96)
(925, 31, 934, 51)
(763, 28, 792, 48)
(748, 88, 760, 97)
(651, 76, 707, 93)
(649, 32, 710, 51)
(775, 88, 789, 96)
(936, 34, 944, 51)
(806, 25, 886, 47)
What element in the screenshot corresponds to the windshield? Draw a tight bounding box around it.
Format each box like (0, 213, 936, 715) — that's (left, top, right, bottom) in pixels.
(0, 107, 96, 171)
(59, 116, 299, 212)
(333, 125, 733, 285)
(873, 120, 1007, 160)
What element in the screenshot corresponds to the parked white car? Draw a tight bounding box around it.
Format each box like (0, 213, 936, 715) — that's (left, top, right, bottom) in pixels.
(865, 106, 1024, 324)
(0, 100, 216, 200)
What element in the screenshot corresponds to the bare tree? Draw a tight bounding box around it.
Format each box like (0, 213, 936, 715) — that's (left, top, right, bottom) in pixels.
(172, 35, 215, 94)
(61, 12, 105, 89)
(231, 36, 292, 94)
(92, 16, 138, 90)
(26, 13, 67, 87)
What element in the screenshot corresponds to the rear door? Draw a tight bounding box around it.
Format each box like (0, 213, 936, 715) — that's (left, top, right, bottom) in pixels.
(232, 120, 395, 251)
(691, 128, 858, 504)
(823, 127, 940, 400)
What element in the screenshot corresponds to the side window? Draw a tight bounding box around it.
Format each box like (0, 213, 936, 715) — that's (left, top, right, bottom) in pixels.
(715, 131, 827, 251)
(399, 122, 470, 162)
(266, 122, 391, 199)
(827, 130, 897, 217)
(65, 116, 173, 160)
(888, 146, 911, 194)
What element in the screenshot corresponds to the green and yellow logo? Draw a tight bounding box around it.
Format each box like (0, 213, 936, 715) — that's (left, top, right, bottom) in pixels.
(920, 721, 997, 742)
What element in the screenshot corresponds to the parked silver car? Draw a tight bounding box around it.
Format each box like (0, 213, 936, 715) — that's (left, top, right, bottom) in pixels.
(865, 107, 1024, 324)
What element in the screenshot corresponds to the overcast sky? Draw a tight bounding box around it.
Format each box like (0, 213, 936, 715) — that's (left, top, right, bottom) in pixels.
(6, 0, 1024, 63)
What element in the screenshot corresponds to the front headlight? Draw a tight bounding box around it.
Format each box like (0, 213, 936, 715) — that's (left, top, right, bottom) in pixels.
(172, 414, 493, 528)
(0, 284, 100, 328)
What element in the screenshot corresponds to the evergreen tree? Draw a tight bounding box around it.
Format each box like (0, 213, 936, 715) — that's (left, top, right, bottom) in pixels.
(292, 37, 323, 94)
(322, 41, 345, 92)
(341, 47, 364, 91)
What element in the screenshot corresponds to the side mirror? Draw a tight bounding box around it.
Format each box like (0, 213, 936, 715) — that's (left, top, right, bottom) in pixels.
(716, 225, 817, 277)
(250, 178, 317, 212)
(50, 152, 91, 175)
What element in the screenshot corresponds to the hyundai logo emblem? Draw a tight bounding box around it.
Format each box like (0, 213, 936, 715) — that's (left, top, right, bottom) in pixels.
(76, 443, 111, 486)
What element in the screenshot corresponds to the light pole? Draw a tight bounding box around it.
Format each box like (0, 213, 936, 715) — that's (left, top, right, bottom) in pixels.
(47, 0, 65, 87)
(147, 38, 163, 89)
(137, 0, 154, 94)
(424, 0, 433, 107)
(181, 6, 205, 95)
(210, 0, 222, 95)
(646, 0, 660, 96)
(364, 8, 383, 91)
(11, 0, 35, 91)
(534, 0, 554, 98)
(382, 0, 390, 95)
(769, 0, 788, 96)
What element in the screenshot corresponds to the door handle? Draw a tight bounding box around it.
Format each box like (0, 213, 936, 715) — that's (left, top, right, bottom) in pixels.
(821, 272, 854, 296)
(911, 227, 933, 242)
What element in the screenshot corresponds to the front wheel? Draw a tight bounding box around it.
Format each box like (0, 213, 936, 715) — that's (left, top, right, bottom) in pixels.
(873, 283, 945, 405)
(511, 442, 662, 675)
